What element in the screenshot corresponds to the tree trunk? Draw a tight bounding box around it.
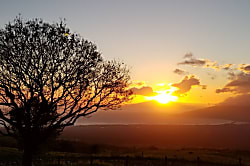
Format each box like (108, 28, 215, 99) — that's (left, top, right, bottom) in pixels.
(22, 145, 33, 166)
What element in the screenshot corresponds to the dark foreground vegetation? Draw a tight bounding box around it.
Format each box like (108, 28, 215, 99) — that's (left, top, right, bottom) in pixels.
(0, 135, 250, 166)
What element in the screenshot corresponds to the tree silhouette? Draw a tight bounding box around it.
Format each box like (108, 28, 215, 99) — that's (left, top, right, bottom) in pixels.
(0, 17, 132, 166)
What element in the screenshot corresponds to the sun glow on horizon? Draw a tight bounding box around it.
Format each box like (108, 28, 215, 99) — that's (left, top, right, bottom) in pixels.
(146, 87, 178, 104)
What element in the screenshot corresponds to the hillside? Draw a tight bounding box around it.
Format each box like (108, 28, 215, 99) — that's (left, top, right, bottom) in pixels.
(62, 124, 250, 149)
(179, 105, 250, 122)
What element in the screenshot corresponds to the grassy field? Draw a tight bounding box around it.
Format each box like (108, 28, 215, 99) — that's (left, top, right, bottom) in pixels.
(0, 146, 250, 166)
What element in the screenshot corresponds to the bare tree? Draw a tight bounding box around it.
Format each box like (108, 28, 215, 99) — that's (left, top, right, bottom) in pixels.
(0, 17, 132, 166)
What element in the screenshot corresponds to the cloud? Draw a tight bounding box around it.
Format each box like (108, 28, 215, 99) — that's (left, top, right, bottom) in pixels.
(178, 53, 234, 71)
(130, 86, 157, 96)
(204, 63, 234, 71)
(215, 88, 235, 93)
(222, 64, 234, 70)
(172, 75, 206, 96)
(183, 52, 193, 58)
(178, 53, 207, 66)
(216, 72, 250, 94)
(173, 68, 189, 75)
(239, 64, 250, 73)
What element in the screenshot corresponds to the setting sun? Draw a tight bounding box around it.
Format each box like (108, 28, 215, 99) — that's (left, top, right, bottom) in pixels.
(146, 89, 178, 104)
(153, 93, 178, 104)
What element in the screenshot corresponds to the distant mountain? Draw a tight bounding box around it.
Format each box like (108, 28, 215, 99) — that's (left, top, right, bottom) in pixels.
(76, 101, 206, 125)
(179, 105, 250, 122)
(179, 94, 250, 122)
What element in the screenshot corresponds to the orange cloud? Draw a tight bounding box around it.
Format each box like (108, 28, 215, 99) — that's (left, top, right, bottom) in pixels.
(238, 64, 250, 73)
(172, 75, 206, 96)
(222, 64, 234, 70)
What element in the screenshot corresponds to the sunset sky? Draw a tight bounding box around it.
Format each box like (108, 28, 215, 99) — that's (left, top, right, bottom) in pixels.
(1, 0, 250, 105)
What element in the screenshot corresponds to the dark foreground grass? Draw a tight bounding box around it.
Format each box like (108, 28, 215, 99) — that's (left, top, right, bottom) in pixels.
(0, 146, 250, 166)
